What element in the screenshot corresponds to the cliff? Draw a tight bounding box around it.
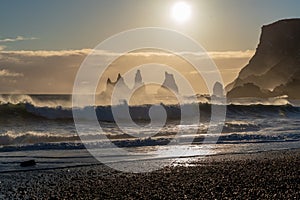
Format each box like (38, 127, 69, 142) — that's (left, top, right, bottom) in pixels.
(227, 19, 300, 99)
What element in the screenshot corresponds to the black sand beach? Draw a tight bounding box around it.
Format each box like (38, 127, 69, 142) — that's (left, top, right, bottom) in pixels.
(0, 149, 299, 199)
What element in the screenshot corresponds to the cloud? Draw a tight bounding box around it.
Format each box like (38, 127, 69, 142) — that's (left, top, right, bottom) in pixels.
(0, 49, 255, 59)
(0, 69, 23, 77)
(0, 49, 253, 93)
(0, 49, 174, 58)
(178, 50, 255, 59)
(1, 49, 91, 57)
(0, 49, 88, 93)
(0, 36, 38, 43)
(207, 50, 255, 59)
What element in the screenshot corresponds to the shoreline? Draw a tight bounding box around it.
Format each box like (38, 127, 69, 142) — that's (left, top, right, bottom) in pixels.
(0, 148, 299, 199)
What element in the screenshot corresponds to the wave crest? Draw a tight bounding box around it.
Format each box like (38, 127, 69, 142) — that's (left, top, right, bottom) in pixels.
(0, 102, 299, 121)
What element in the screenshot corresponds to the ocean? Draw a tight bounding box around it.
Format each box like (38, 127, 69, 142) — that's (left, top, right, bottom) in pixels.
(1, 94, 300, 172)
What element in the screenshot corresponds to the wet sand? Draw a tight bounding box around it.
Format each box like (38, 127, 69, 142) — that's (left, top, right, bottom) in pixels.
(0, 149, 299, 199)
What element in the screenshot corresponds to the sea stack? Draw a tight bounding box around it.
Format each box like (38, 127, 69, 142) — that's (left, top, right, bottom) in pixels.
(159, 72, 179, 94)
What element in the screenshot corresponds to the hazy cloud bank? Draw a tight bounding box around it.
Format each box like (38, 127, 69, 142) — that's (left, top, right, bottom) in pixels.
(0, 49, 253, 94)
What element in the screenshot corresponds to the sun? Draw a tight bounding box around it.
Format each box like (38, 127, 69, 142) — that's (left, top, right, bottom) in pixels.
(171, 1, 191, 23)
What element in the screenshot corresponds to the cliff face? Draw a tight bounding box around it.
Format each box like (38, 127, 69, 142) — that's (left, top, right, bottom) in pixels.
(227, 19, 300, 99)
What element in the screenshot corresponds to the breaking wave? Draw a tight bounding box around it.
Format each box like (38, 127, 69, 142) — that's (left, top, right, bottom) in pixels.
(1, 131, 299, 152)
(0, 131, 79, 146)
(1, 94, 299, 121)
(0, 102, 299, 121)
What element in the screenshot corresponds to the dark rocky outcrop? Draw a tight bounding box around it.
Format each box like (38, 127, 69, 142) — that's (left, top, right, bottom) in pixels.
(100, 70, 180, 104)
(20, 160, 36, 167)
(213, 82, 225, 97)
(227, 19, 300, 99)
(133, 69, 143, 89)
(158, 72, 179, 94)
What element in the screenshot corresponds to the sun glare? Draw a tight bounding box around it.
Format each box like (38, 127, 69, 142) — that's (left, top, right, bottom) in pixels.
(171, 1, 191, 23)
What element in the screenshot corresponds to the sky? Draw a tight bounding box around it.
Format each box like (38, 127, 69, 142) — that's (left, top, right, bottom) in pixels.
(0, 0, 300, 94)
